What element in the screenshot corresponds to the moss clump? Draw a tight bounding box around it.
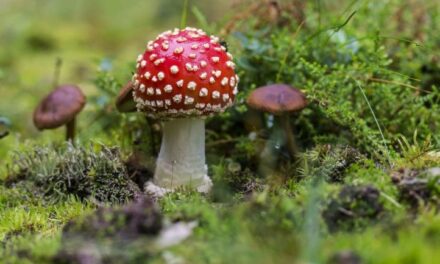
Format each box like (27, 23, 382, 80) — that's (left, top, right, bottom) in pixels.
(323, 185, 385, 232)
(6, 143, 140, 204)
(391, 168, 440, 211)
(212, 159, 265, 199)
(299, 145, 365, 183)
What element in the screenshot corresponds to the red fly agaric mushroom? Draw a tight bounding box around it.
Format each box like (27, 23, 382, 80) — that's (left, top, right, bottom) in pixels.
(34, 85, 86, 141)
(132, 27, 239, 196)
(247, 84, 307, 158)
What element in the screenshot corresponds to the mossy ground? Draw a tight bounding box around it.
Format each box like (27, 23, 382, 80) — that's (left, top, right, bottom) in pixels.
(1, 0, 440, 263)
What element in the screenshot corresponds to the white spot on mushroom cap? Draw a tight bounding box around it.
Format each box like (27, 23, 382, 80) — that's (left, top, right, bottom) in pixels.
(174, 47, 184, 54)
(221, 77, 228, 86)
(161, 41, 169, 50)
(154, 58, 165, 66)
(233, 86, 238, 95)
(177, 80, 184, 87)
(155, 88, 162, 95)
(189, 53, 197, 59)
(214, 70, 222, 78)
(209, 77, 215, 84)
(173, 94, 182, 103)
(184, 96, 194, 105)
(152, 76, 158, 82)
(212, 91, 220, 99)
(144, 72, 151, 79)
(200, 60, 207, 67)
(139, 84, 146, 92)
(185, 63, 194, 72)
(211, 57, 220, 63)
(164, 84, 173, 93)
(157, 72, 165, 80)
(223, 94, 230, 102)
(149, 54, 157, 61)
(187, 81, 197, 90)
(176, 37, 187, 43)
(230, 77, 236, 87)
(200, 72, 207, 79)
(199, 88, 208, 97)
(170, 65, 179, 74)
(147, 87, 154, 95)
(137, 54, 143, 62)
(156, 100, 164, 107)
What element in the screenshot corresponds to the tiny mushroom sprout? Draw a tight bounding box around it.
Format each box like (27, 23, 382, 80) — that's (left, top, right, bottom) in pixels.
(246, 84, 307, 159)
(33, 85, 86, 141)
(116, 81, 137, 113)
(132, 27, 238, 196)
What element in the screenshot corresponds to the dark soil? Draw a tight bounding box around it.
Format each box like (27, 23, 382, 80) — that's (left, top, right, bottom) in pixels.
(323, 185, 384, 232)
(54, 197, 162, 264)
(391, 168, 440, 210)
(328, 251, 362, 264)
(124, 153, 154, 189)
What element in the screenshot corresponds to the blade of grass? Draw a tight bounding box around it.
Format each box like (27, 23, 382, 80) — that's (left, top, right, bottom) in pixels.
(354, 79, 392, 166)
(180, 0, 189, 29)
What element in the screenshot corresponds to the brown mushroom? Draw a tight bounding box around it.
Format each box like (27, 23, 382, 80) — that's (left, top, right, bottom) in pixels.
(33, 85, 86, 141)
(246, 84, 307, 158)
(115, 81, 137, 113)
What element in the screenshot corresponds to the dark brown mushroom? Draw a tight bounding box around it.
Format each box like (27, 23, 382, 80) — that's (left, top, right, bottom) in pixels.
(247, 84, 307, 158)
(33, 85, 86, 141)
(115, 81, 136, 113)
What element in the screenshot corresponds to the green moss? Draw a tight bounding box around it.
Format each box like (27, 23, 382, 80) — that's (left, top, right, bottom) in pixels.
(6, 143, 140, 204)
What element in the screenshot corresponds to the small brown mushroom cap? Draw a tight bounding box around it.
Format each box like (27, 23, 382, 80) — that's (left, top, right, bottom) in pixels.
(33, 85, 86, 130)
(115, 81, 136, 113)
(246, 84, 307, 115)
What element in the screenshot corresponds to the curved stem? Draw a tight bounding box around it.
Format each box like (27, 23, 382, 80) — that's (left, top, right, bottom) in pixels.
(154, 118, 207, 189)
(66, 118, 75, 142)
(280, 114, 298, 159)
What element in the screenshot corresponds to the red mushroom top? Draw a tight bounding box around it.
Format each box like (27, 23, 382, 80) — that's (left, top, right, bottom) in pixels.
(132, 27, 239, 119)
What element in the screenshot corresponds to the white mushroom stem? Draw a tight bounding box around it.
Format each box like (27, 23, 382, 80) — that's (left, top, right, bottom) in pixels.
(152, 118, 211, 191)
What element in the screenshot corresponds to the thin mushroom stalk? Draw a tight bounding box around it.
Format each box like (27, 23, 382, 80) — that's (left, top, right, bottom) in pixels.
(66, 118, 76, 142)
(154, 118, 207, 189)
(279, 114, 299, 159)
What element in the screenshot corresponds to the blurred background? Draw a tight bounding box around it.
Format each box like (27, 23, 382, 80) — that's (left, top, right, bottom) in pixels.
(0, 0, 236, 157)
(1, 0, 439, 162)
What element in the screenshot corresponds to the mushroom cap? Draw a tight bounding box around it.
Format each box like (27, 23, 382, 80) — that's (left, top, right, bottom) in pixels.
(33, 85, 86, 130)
(116, 81, 136, 113)
(246, 84, 307, 115)
(132, 27, 239, 119)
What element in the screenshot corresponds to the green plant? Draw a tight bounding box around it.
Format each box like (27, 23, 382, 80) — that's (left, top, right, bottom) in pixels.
(7, 143, 139, 204)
